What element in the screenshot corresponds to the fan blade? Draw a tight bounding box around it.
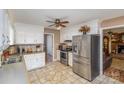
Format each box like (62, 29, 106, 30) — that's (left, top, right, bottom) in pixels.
(48, 24, 55, 27)
(46, 20, 55, 23)
(60, 24, 66, 27)
(60, 21, 69, 24)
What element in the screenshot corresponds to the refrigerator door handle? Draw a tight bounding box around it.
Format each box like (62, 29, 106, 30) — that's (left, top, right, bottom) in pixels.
(78, 61, 90, 65)
(74, 59, 90, 65)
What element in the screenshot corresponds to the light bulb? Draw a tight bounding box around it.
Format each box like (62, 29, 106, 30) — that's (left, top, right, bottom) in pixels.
(57, 26, 62, 30)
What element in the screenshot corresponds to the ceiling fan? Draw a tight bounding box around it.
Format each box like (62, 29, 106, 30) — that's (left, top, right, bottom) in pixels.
(46, 18, 69, 30)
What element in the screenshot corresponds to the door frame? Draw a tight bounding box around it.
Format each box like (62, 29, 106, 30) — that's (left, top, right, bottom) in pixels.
(100, 24, 124, 75)
(44, 33, 55, 62)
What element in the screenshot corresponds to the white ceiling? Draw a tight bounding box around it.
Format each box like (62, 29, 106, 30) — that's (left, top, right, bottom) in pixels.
(11, 9, 124, 28)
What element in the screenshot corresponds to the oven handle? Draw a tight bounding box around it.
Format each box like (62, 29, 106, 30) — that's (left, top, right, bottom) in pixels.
(60, 51, 68, 53)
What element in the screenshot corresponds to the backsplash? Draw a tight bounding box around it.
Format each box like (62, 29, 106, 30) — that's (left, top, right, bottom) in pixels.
(1, 44, 44, 65)
(8, 44, 44, 55)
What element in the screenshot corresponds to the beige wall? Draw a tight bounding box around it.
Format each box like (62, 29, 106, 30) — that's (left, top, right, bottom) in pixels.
(101, 16, 124, 28)
(100, 16, 124, 75)
(44, 28, 60, 60)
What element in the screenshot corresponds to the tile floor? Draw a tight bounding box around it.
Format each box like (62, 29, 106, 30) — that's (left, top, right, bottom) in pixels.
(111, 58, 124, 71)
(28, 61, 123, 84)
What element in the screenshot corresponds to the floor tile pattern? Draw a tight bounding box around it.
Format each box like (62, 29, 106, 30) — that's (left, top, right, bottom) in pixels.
(28, 62, 123, 84)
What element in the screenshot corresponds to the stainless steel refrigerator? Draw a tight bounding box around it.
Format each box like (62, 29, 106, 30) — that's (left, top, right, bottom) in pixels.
(72, 35, 100, 81)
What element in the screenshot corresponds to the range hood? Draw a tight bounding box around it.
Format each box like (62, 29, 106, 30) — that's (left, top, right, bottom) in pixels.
(64, 40, 72, 42)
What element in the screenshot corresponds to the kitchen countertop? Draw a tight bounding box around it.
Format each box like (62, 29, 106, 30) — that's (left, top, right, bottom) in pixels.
(9, 51, 45, 56)
(23, 51, 45, 55)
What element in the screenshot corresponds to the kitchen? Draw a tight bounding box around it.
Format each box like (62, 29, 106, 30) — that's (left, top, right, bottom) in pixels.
(0, 10, 45, 83)
(0, 9, 124, 84)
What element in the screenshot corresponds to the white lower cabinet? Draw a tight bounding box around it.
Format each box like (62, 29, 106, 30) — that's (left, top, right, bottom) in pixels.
(24, 52, 45, 71)
(68, 52, 73, 67)
(57, 50, 60, 61)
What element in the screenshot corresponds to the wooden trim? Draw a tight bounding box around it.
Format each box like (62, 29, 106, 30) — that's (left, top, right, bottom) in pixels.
(100, 24, 124, 75)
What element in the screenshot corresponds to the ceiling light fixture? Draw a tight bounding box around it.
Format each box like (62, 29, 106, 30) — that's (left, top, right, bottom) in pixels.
(56, 26, 62, 30)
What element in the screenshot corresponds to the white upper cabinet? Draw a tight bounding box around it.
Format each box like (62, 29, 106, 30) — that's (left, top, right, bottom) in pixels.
(15, 23, 44, 44)
(4, 11, 15, 48)
(0, 9, 15, 51)
(8, 20, 15, 45)
(60, 19, 99, 42)
(0, 10, 4, 51)
(3, 13, 9, 49)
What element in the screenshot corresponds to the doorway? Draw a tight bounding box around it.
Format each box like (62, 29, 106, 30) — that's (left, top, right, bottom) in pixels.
(102, 27, 124, 83)
(44, 33, 54, 64)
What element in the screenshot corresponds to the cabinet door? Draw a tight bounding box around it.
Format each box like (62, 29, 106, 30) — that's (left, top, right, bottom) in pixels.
(24, 55, 32, 71)
(30, 56, 36, 70)
(25, 34, 33, 44)
(68, 52, 73, 67)
(40, 53, 45, 66)
(34, 57, 42, 68)
(26, 53, 45, 71)
(40, 34, 44, 44)
(36, 36, 42, 44)
(0, 10, 4, 51)
(24, 54, 36, 71)
(2, 12, 10, 50)
(35, 53, 45, 67)
(15, 31, 25, 44)
(57, 50, 60, 61)
(8, 21, 15, 45)
(39, 53, 45, 66)
(35, 34, 43, 44)
(28, 53, 43, 70)
(24, 34, 41, 44)
(24, 53, 45, 71)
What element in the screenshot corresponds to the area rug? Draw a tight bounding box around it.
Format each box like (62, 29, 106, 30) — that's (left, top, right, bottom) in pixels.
(104, 67, 124, 83)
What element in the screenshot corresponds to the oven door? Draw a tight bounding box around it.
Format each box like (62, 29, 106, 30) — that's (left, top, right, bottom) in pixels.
(60, 51, 67, 59)
(60, 51, 68, 65)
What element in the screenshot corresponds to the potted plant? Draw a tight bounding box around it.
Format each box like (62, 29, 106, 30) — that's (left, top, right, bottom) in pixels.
(79, 25, 90, 35)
